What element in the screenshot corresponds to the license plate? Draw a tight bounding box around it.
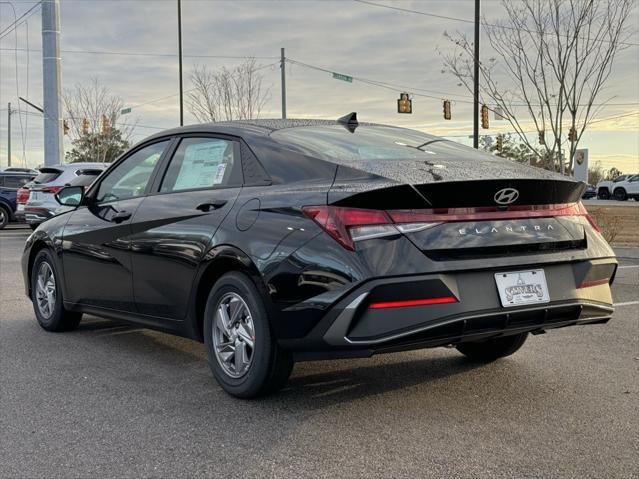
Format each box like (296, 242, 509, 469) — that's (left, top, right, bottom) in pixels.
(17, 204, 24, 212)
(494, 269, 550, 307)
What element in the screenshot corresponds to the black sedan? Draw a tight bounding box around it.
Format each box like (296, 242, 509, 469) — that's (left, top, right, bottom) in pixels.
(22, 116, 617, 397)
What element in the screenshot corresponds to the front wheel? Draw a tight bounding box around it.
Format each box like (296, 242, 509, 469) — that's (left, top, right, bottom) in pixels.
(456, 333, 528, 362)
(203, 272, 293, 398)
(31, 249, 82, 332)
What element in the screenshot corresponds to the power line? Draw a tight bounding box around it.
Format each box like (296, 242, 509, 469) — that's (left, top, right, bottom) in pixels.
(287, 57, 639, 108)
(0, 0, 40, 41)
(0, 46, 278, 59)
(353, 0, 639, 47)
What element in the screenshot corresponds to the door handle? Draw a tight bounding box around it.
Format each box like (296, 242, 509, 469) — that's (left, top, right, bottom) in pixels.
(112, 210, 132, 223)
(196, 199, 227, 212)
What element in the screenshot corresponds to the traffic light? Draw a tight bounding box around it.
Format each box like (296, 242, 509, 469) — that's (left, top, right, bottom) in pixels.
(481, 104, 489, 129)
(538, 130, 545, 145)
(101, 115, 109, 134)
(82, 118, 89, 134)
(443, 100, 451, 120)
(63, 120, 69, 136)
(397, 93, 412, 114)
(496, 134, 503, 152)
(568, 126, 577, 142)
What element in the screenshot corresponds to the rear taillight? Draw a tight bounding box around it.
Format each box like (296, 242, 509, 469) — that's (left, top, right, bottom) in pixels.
(303, 202, 599, 251)
(16, 188, 31, 204)
(39, 185, 64, 194)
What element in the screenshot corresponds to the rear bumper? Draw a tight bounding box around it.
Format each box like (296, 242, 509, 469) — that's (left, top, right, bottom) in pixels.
(281, 258, 616, 360)
(24, 206, 55, 224)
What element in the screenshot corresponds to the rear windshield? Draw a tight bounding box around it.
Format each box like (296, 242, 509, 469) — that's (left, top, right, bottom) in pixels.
(0, 175, 33, 188)
(67, 173, 101, 187)
(271, 125, 490, 162)
(33, 168, 63, 184)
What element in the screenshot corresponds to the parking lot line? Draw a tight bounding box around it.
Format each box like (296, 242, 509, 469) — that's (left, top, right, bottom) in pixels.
(613, 300, 639, 307)
(617, 265, 639, 269)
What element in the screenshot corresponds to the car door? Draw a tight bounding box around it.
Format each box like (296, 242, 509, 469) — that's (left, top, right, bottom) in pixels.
(129, 135, 243, 319)
(62, 140, 171, 312)
(627, 175, 639, 195)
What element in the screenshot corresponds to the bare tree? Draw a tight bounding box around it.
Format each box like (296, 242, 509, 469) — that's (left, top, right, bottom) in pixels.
(188, 58, 270, 122)
(440, 0, 633, 173)
(63, 78, 136, 163)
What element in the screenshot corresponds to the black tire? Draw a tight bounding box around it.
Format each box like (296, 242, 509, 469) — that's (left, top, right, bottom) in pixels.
(0, 205, 9, 229)
(613, 188, 627, 201)
(31, 249, 82, 332)
(597, 188, 610, 200)
(203, 271, 293, 398)
(456, 333, 528, 362)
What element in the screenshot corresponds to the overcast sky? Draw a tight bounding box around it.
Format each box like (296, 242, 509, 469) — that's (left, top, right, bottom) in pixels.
(1, 0, 638, 172)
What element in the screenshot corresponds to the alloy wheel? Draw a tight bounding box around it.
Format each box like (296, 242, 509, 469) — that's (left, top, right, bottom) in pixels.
(35, 262, 56, 319)
(212, 292, 256, 378)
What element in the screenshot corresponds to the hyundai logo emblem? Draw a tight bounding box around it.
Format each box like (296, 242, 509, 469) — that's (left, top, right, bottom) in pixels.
(494, 188, 519, 205)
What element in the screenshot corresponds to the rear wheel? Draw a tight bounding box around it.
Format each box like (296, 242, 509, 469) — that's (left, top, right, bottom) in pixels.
(203, 272, 293, 398)
(31, 249, 82, 332)
(597, 188, 610, 200)
(0, 205, 9, 229)
(456, 333, 528, 362)
(613, 188, 627, 201)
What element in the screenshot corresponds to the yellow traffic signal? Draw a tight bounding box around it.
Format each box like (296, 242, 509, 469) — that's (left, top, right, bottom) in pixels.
(481, 105, 489, 129)
(397, 93, 412, 114)
(496, 134, 503, 152)
(63, 120, 69, 136)
(82, 118, 89, 134)
(443, 100, 451, 120)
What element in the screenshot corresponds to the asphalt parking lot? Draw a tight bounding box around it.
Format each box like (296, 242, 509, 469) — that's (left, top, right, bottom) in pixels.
(1, 225, 637, 478)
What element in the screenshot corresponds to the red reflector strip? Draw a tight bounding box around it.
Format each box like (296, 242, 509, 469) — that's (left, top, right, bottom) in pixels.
(578, 278, 610, 289)
(368, 296, 458, 309)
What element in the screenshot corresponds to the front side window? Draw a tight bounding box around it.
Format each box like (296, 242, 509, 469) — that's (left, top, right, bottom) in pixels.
(160, 137, 239, 193)
(96, 141, 169, 203)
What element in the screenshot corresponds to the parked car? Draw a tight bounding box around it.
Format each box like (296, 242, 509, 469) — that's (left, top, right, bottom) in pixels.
(596, 174, 632, 199)
(22, 117, 617, 398)
(610, 174, 639, 201)
(23, 163, 107, 229)
(581, 184, 596, 199)
(0, 171, 36, 229)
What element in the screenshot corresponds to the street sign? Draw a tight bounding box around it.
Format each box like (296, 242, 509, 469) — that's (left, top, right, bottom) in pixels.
(121, 107, 132, 115)
(332, 72, 353, 83)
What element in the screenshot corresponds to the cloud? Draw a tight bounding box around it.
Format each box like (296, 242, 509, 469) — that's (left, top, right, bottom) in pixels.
(0, 0, 637, 169)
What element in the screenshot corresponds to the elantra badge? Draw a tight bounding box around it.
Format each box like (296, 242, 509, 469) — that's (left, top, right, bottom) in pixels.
(494, 188, 519, 205)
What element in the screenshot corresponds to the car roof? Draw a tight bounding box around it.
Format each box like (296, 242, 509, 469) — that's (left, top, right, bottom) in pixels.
(143, 119, 377, 141)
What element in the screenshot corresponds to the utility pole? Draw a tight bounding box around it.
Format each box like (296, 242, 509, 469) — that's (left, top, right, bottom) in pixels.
(42, 0, 63, 166)
(473, 0, 480, 149)
(7, 103, 13, 167)
(280, 48, 286, 120)
(177, 0, 184, 126)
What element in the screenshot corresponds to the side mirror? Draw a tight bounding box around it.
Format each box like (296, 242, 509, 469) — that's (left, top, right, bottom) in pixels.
(55, 186, 84, 207)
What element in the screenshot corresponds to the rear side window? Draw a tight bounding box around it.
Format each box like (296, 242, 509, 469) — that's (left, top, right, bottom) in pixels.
(160, 137, 240, 192)
(33, 168, 62, 184)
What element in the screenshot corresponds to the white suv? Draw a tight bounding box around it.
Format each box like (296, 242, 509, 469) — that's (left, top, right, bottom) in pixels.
(611, 174, 639, 201)
(24, 162, 107, 228)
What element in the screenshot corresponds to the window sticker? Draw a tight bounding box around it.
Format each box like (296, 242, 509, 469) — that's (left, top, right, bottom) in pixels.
(173, 141, 229, 190)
